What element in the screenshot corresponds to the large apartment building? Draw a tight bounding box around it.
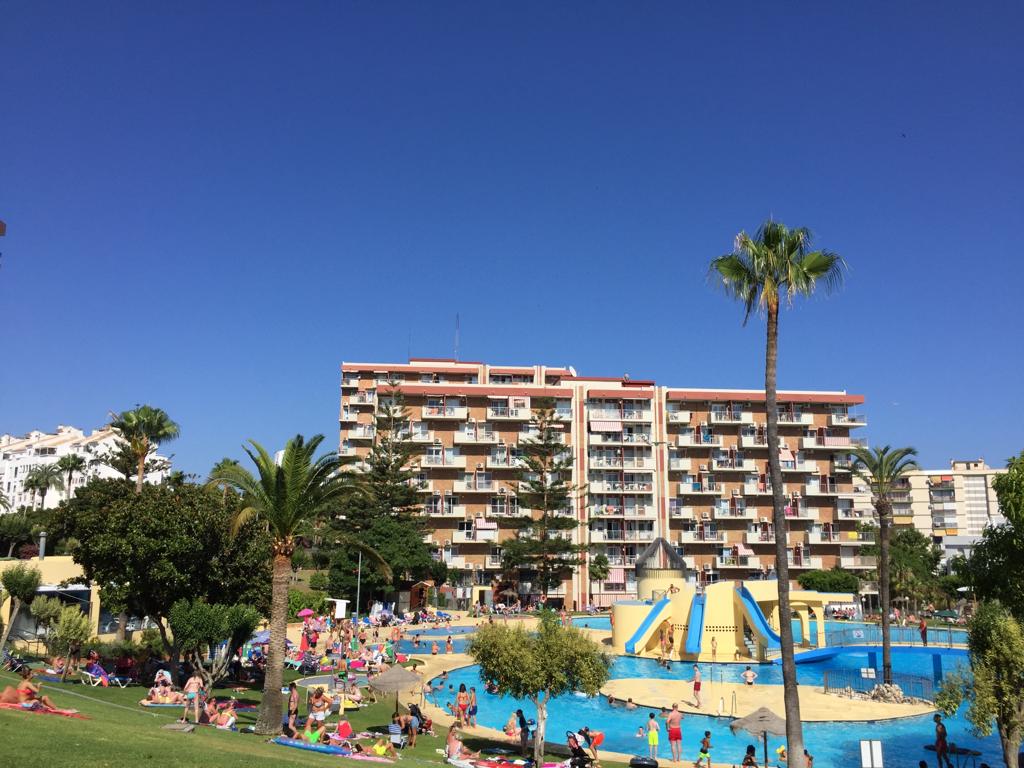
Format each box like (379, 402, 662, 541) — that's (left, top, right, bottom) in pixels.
(339, 358, 870, 609)
(888, 459, 1006, 563)
(0, 425, 170, 510)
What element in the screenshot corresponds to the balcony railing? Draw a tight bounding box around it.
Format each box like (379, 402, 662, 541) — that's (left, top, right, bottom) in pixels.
(829, 413, 868, 427)
(678, 530, 725, 543)
(802, 436, 868, 450)
(839, 555, 877, 569)
(681, 481, 722, 494)
(717, 555, 761, 568)
(350, 392, 376, 405)
(678, 433, 723, 448)
(348, 425, 376, 439)
(488, 406, 530, 420)
(422, 454, 467, 468)
(454, 429, 498, 444)
(340, 377, 360, 388)
(667, 410, 692, 423)
(422, 405, 469, 420)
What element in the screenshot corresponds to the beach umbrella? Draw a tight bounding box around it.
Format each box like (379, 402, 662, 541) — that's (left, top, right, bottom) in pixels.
(730, 707, 787, 767)
(251, 630, 271, 644)
(297, 608, 315, 618)
(369, 665, 421, 714)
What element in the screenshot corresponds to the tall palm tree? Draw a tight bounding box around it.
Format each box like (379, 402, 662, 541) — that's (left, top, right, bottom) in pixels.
(56, 454, 87, 502)
(109, 405, 180, 493)
(25, 465, 64, 510)
(208, 434, 390, 735)
(20, 475, 40, 511)
(850, 445, 919, 685)
(710, 219, 845, 765)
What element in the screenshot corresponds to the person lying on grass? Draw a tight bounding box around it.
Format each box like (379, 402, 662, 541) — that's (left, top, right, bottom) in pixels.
(139, 678, 186, 706)
(212, 700, 237, 730)
(446, 725, 480, 761)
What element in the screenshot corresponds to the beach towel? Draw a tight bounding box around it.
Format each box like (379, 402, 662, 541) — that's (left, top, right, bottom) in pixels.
(0, 702, 85, 719)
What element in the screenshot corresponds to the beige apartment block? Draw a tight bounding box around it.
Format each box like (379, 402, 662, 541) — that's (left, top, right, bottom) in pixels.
(339, 358, 869, 610)
(889, 459, 1006, 561)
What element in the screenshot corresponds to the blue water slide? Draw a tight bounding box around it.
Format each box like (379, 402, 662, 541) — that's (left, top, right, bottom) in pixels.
(736, 585, 782, 649)
(624, 594, 672, 654)
(684, 594, 706, 655)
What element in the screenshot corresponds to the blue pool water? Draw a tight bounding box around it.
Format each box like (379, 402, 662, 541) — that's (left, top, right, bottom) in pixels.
(428, 651, 997, 768)
(571, 616, 612, 630)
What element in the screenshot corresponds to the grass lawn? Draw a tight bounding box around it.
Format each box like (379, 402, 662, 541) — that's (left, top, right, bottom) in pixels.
(0, 667, 602, 768)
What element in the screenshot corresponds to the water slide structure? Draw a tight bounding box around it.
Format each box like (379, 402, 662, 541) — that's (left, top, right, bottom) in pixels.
(624, 594, 672, 654)
(736, 585, 781, 649)
(683, 594, 706, 655)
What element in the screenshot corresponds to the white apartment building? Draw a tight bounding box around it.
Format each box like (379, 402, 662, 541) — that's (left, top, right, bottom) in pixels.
(890, 459, 1006, 562)
(0, 425, 170, 510)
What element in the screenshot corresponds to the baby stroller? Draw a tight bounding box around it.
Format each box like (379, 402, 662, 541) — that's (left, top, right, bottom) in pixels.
(299, 651, 319, 675)
(566, 731, 594, 768)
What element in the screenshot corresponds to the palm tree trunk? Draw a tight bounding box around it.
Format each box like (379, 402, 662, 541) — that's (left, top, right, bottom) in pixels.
(115, 612, 128, 642)
(532, 692, 548, 764)
(135, 454, 146, 494)
(764, 302, 806, 764)
(255, 551, 291, 735)
(879, 501, 893, 684)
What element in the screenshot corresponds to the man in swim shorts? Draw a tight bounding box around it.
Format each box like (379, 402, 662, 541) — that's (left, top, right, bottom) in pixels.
(580, 726, 605, 763)
(664, 702, 683, 763)
(691, 665, 702, 709)
(646, 711, 660, 759)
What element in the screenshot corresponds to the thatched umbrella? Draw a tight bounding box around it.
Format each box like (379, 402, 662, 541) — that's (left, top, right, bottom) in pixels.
(729, 707, 786, 767)
(369, 664, 422, 714)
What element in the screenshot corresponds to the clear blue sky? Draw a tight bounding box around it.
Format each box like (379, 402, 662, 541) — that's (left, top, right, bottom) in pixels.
(2, 2, 1021, 477)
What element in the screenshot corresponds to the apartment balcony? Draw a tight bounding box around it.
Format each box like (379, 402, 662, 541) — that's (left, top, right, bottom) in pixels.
(713, 457, 757, 472)
(678, 530, 725, 543)
(786, 555, 823, 569)
(742, 482, 779, 496)
(590, 480, 654, 494)
(593, 504, 654, 518)
(350, 391, 376, 406)
(348, 425, 376, 440)
(453, 479, 497, 493)
(591, 529, 655, 544)
(804, 482, 839, 496)
(715, 505, 756, 520)
(667, 410, 692, 424)
(784, 505, 817, 521)
(425, 504, 467, 518)
(669, 504, 698, 519)
(402, 431, 433, 443)
(588, 432, 652, 446)
(802, 436, 867, 451)
(453, 528, 499, 544)
(829, 413, 868, 428)
(717, 555, 761, 569)
(623, 410, 653, 422)
(776, 412, 814, 426)
(837, 505, 869, 521)
(339, 409, 359, 423)
(839, 555, 877, 569)
(422, 455, 468, 469)
(340, 376, 360, 389)
(589, 409, 652, 422)
(488, 405, 531, 421)
(710, 410, 754, 425)
(744, 530, 776, 545)
(589, 456, 652, 470)
(486, 455, 524, 470)
(422, 405, 469, 420)
(739, 434, 770, 449)
(442, 555, 468, 569)
(454, 430, 499, 445)
(678, 433, 723, 448)
(681, 556, 698, 570)
(832, 457, 853, 472)
(338, 446, 358, 458)
(668, 458, 691, 472)
(486, 555, 503, 568)
(679, 481, 723, 496)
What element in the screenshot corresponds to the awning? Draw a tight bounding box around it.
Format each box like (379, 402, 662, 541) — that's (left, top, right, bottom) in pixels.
(779, 448, 794, 461)
(591, 420, 623, 432)
(606, 568, 625, 582)
(738, 544, 755, 556)
(475, 520, 498, 530)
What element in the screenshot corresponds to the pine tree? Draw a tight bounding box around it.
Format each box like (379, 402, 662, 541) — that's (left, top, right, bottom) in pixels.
(501, 398, 585, 602)
(329, 384, 435, 601)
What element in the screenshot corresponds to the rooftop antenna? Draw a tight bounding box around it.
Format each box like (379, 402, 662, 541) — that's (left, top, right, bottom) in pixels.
(454, 312, 460, 361)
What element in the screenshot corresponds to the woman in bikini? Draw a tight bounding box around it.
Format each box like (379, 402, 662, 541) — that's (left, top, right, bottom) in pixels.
(180, 670, 204, 724)
(2, 668, 58, 710)
(287, 682, 300, 733)
(456, 683, 470, 725)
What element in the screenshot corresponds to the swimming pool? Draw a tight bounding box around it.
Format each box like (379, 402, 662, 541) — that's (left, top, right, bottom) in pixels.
(431, 651, 997, 767)
(571, 616, 612, 630)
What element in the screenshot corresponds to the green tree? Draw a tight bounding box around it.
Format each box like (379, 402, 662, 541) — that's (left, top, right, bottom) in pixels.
(51, 478, 271, 672)
(52, 606, 93, 682)
(796, 567, 860, 594)
(208, 434, 390, 735)
(937, 601, 1024, 768)
(330, 387, 434, 604)
(0, 562, 42, 657)
(0, 514, 32, 558)
(96, 438, 170, 481)
(0, 492, 10, 514)
(109, 404, 180, 493)
(850, 445, 919, 685)
(30, 595, 64, 647)
(711, 219, 845, 765)
(468, 612, 610, 763)
(869, 528, 941, 610)
(168, 599, 261, 688)
(25, 464, 63, 510)
(588, 552, 610, 608)
(502, 400, 585, 601)
(56, 454, 87, 502)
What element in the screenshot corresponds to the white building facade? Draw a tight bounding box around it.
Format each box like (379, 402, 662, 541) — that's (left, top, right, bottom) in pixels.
(0, 425, 170, 510)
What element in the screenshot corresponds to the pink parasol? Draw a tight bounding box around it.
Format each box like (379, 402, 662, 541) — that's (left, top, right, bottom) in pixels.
(297, 608, 315, 617)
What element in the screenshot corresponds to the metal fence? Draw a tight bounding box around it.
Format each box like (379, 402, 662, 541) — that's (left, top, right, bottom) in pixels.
(825, 624, 967, 648)
(823, 668, 935, 700)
